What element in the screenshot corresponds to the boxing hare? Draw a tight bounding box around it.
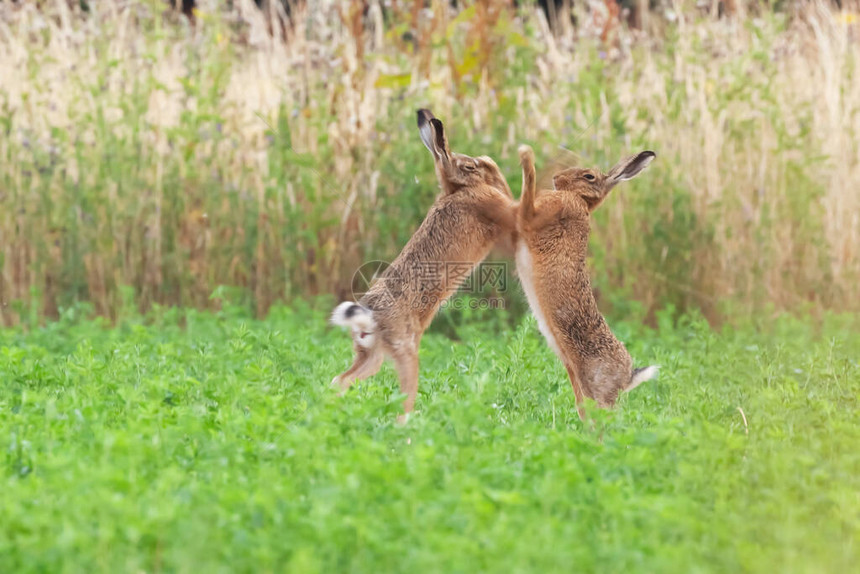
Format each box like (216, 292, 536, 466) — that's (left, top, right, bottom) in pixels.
(330, 109, 517, 423)
(516, 145, 658, 419)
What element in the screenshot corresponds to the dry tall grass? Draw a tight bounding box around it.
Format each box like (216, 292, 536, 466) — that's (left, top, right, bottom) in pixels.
(0, 0, 857, 325)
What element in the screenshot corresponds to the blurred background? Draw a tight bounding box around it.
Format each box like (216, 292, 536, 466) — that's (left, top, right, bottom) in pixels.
(0, 0, 857, 328)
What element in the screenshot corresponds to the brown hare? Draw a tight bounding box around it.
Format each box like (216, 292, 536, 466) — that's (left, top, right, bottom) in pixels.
(516, 145, 658, 419)
(330, 109, 517, 423)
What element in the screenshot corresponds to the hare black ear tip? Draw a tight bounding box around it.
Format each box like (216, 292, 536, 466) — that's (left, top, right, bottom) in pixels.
(644, 151, 656, 159)
(416, 108, 434, 127)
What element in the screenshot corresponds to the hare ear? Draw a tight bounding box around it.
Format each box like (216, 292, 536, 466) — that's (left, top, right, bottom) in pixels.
(607, 151, 656, 184)
(417, 109, 450, 162)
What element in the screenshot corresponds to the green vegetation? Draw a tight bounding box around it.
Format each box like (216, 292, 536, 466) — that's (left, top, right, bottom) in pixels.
(2, 3, 858, 570)
(2, 2, 858, 325)
(2, 305, 858, 572)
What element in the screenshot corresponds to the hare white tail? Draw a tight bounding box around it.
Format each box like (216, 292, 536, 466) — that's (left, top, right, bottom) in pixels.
(626, 365, 659, 392)
(330, 302, 376, 348)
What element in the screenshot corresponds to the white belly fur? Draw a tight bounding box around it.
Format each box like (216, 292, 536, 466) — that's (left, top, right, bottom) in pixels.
(516, 242, 564, 359)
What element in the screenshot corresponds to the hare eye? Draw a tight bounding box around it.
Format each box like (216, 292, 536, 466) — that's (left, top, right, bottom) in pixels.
(584, 173, 596, 181)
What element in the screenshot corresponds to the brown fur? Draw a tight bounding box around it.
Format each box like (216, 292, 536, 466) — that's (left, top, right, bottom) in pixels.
(515, 145, 657, 419)
(331, 110, 517, 422)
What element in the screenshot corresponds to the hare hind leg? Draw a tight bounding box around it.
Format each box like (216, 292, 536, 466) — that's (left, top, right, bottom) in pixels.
(564, 364, 587, 421)
(392, 348, 419, 424)
(332, 346, 384, 394)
